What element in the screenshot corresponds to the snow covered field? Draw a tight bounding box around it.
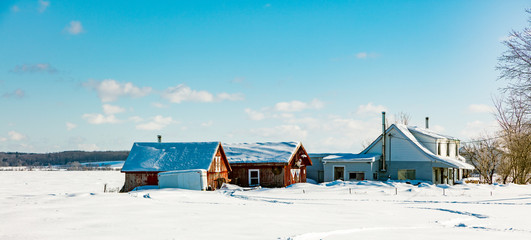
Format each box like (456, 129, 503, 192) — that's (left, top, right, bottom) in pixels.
(1, 171, 530, 240)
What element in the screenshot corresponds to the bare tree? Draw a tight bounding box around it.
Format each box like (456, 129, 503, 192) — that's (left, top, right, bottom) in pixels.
(394, 112, 411, 125)
(496, 9, 531, 108)
(462, 135, 505, 184)
(494, 9, 531, 184)
(494, 96, 531, 184)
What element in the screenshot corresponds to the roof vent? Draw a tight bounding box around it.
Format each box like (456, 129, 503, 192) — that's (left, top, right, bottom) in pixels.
(425, 117, 429, 129)
(157, 135, 162, 143)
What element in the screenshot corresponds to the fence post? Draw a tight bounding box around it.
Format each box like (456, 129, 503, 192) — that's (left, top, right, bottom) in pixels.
(104, 183, 107, 193)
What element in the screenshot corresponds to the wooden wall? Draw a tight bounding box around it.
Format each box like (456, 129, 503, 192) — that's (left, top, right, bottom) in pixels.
(206, 147, 231, 190)
(121, 172, 159, 192)
(229, 165, 286, 187)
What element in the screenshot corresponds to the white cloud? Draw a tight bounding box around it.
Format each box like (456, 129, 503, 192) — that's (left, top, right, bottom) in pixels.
(201, 121, 213, 127)
(66, 122, 77, 131)
(245, 108, 265, 121)
(162, 84, 244, 103)
(83, 79, 152, 102)
(460, 120, 499, 139)
(468, 104, 494, 114)
(356, 102, 387, 115)
(65, 21, 84, 35)
(11, 63, 57, 74)
(151, 102, 167, 108)
(11, 5, 20, 12)
(356, 52, 368, 59)
(274, 99, 324, 112)
(77, 143, 99, 151)
(250, 125, 308, 140)
(217, 92, 245, 101)
(102, 104, 125, 115)
(82, 113, 119, 124)
(2, 89, 25, 99)
(8, 131, 26, 141)
(38, 0, 49, 13)
(162, 84, 214, 103)
(129, 116, 143, 122)
(136, 115, 175, 130)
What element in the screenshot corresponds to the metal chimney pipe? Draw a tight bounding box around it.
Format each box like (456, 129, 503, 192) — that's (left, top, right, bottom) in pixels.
(425, 117, 429, 129)
(157, 135, 162, 143)
(381, 112, 386, 172)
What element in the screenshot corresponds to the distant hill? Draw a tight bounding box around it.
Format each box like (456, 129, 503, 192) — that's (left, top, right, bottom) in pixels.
(0, 151, 129, 167)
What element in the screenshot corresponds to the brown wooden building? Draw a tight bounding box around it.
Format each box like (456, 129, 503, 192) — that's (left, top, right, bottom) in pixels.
(120, 142, 231, 192)
(224, 142, 312, 188)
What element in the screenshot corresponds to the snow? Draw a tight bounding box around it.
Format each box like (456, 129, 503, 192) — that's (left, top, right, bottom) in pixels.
(1, 171, 531, 239)
(224, 142, 300, 164)
(322, 153, 380, 162)
(121, 142, 219, 172)
(394, 124, 475, 169)
(407, 125, 460, 140)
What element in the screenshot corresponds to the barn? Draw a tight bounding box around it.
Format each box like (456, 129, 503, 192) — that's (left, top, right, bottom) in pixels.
(120, 142, 231, 192)
(224, 142, 312, 188)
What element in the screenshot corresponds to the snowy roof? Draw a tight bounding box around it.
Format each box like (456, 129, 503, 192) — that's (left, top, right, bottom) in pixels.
(361, 124, 474, 170)
(121, 142, 220, 172)
(323, 153, 381, 163)
(407, 126, 459, 140)
(224, 142, 300, 164)
(394, 124, 474, 169)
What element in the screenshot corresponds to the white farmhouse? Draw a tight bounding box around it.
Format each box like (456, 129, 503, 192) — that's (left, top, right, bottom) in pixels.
(360, 123, 474, 184)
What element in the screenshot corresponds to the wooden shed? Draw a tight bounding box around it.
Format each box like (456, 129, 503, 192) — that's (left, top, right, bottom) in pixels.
(120, 142, 231, 192)
(224, 142, 312, 188)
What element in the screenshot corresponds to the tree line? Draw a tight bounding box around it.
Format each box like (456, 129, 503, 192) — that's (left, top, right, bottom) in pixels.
(462, 10, 531, 184)
(0, 151, 129, 167)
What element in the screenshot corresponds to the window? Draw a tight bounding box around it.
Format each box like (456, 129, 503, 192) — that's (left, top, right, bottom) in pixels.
(249, 169, 260, 186)
(446, 142, 450, 157)
(349, 172, 365, 181)
(437, 143, 441, 155)
(214, 156, 221, 172)
(398, 169, 416, 180)
(373, 172, 378, 180)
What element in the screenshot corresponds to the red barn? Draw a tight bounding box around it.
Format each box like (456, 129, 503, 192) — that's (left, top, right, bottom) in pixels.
(120, 142, 230, 192)
(224, 142, 312, 188)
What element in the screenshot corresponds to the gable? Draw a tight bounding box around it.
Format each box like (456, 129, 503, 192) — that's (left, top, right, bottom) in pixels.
(122, 142, 220, 172)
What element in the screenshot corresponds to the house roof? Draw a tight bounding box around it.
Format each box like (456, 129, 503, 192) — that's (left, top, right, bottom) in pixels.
(121, 142, 220, 172)
(407, 126, 459, 141)
(361, 124, 474, 170)
(323, 153, 381, 163)
(224, 142, 300, 164)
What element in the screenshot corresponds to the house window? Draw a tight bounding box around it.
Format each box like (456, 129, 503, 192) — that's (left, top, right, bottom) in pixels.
(349, 172, 365, 181)
(333, 166, 345, 181)
(398, 169, 416, 180)
(447, 142, 450, 157)
(249, 169, 260, 186)
(437, 143, 441, 155)
(214, 156, 221, 172)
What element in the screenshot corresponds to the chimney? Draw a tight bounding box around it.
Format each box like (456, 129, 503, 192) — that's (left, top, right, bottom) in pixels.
(425, 117, 429, 129)
(157, 135, 162, 143)
(381, 112, 387, 172)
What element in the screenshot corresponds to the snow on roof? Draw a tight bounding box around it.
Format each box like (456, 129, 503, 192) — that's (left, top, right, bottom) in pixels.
(121, 142, 220, 172)
(224, 142, 300, 164)
(407, 125, 459, 140)
(323, 153, 381, 163)
(394, 124, 474, 169)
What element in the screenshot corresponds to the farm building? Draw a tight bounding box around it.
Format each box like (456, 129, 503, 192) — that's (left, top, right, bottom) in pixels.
(120, 142, 231, 192)
(308, 114, 475, 185)
(360, 116, 474, 184)
(224, 142, 312, 187)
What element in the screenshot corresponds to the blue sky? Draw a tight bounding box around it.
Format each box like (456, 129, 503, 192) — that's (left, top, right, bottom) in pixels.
(0, 0, 529, 153)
